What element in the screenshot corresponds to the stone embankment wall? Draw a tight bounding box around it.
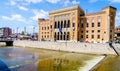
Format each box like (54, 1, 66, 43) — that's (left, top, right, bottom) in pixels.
(0, 42, 6, 46)
(14, 40, 119, 55)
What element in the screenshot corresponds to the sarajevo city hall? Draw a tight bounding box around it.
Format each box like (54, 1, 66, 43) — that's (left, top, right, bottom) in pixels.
(38, 5, 116, 43)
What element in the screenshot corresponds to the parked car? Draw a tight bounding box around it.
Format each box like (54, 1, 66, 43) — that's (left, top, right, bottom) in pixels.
(84, 41, 90, 43)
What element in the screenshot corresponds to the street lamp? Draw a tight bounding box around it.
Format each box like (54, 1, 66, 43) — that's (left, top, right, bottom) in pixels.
(33, 26, 35, 40)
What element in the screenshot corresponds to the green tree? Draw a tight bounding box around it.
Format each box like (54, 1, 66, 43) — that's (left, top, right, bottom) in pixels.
(21, 31, 25, 35)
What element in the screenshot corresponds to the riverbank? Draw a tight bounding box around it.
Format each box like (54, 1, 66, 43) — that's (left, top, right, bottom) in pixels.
(0, 42, 6, 47)
(0, 42, 5, 45)
(14, 40, 117, 55)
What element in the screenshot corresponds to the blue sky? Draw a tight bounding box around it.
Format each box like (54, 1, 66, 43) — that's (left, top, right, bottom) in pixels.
(0, 0, 120, 34)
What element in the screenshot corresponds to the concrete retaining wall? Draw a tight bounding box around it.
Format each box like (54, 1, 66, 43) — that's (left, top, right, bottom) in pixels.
(14, 40, 118, 55)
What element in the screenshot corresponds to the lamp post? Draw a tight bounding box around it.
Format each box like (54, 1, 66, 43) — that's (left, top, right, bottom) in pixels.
(33, 26, 35, 40)
(16, 27, 19, 40)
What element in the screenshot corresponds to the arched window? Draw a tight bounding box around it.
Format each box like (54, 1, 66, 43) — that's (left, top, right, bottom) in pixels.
(64, 20, 66, 28)
(60, 32, 62, 40)
(67, 20, 70, 28)
(92, 19, 94, 27)
(86, 19, 89, 27)
(58, 21, 60, 28)
(55, 22, 57, 28)
(55, 32, 56, 39)
(67, 32, 70, 40)
(57, 32, 59, 40)
(64, 32, 66, 40)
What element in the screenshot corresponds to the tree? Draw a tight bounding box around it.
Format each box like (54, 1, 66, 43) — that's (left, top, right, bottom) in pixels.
(21, 31, 25, 35)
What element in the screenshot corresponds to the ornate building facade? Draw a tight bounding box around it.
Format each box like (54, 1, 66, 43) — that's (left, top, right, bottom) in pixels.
(38, 5, 116, 43)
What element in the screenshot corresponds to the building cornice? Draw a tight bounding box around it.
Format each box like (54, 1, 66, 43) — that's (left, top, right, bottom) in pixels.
(102, 6, 117, 10)
(49, 5, 84, 15)
(85, 11, 106, 16)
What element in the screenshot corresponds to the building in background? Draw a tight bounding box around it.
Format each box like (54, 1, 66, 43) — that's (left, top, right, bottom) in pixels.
(38, 5, 116, 43)
(0, 27, 12, 38)
(115, 26, 120, 33)
(115, 26, 120, 42)
(0, 28, 4, 37)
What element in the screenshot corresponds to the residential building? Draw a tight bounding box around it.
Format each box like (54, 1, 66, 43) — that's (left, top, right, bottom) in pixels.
(38, 5, 116, 43)
(0, 28, 4, 37)
(0, 27, 12, 38)
(115, 26, 120, 41)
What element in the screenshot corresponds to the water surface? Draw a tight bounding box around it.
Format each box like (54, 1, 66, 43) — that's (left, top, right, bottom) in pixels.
(0, 46, 102, 71)
(93, 55, 120, 71)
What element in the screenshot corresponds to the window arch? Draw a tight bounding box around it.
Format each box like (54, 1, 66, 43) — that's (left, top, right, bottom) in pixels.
(58, 21, 60, 28)
(55, 21, 57, 28)
(67, 20, 70, 28)
(64, 20, 66, 28)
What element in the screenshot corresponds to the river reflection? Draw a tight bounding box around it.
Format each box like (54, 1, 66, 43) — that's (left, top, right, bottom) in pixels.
(37, 57, 84, 71)
(93, 55, 120, 71)
(0, 47, 101, 71)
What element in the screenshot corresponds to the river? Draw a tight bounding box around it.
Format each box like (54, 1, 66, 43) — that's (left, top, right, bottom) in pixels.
(0, 46, 104, 71)
(93, 55, 120, 71)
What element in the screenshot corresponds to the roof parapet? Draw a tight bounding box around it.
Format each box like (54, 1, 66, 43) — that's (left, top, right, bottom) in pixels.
(49, 5, 84, 15)
(102, 6, 117, 10)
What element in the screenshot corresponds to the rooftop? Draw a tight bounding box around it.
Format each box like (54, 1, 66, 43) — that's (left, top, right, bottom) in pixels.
(102, 6, 117, 10)
(49, 5, 84, 15)
(85, 11, 106, 16)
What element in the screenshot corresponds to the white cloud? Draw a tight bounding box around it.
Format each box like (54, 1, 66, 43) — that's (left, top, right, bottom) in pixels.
(64, 0, 70, 6)
(64, 0, 80, 6)
(116, 11, 120, 26)
(7, 0, 43, 6)
(25, 0, 43, 4)
(2, 14, 26, 22)
(18, 6, 28, 11)
(7, 0, 74, 5)
(72, 0, 80, 5)
(10, 0, 16, 6)
(89, 0, 120, 3)
(46, 0, 60, 3)
(2, 16, 11, 20)
(31, 9, 48, 21)
(108, 0, 120, 3)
